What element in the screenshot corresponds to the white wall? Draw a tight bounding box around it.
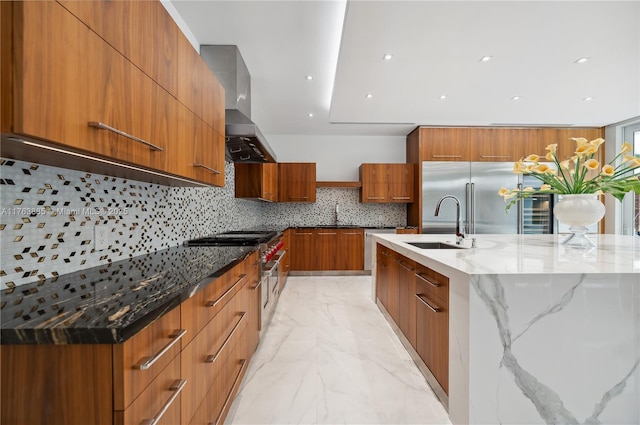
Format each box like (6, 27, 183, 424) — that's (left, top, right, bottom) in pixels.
(267, 134, 407, 181)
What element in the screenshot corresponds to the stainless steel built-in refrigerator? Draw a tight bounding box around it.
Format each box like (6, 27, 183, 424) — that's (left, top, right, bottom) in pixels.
(421, 162, 555, 234)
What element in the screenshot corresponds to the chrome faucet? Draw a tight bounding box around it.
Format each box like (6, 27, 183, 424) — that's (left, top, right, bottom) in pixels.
(434, 195, 465, 245)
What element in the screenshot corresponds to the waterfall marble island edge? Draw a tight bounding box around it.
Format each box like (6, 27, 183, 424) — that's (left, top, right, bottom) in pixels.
(371, 233, 640, 425)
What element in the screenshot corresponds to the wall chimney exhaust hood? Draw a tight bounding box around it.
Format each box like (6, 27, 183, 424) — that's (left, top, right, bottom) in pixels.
(200, 45, 277, 163)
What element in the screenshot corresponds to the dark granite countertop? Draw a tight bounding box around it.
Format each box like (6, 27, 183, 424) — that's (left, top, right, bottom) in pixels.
(0, 244, 257, 345)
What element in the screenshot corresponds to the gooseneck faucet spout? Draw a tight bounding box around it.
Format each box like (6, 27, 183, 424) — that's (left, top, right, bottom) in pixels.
(434, 195, 465, 245)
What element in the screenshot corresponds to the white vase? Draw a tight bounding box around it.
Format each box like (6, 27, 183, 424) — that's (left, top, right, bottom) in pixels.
(553, 194, 605, 246)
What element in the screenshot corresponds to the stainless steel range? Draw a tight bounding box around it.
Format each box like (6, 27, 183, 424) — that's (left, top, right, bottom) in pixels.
(185, 230, 285, 337)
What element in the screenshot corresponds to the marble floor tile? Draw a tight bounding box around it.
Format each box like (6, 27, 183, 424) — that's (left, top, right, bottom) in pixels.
(225, 276, 451, 425)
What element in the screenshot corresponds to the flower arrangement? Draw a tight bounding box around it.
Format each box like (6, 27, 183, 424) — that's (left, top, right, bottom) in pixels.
(498, 138, 640, 210)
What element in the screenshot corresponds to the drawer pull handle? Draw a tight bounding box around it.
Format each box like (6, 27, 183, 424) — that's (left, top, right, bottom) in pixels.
(317, 232, 337, 235)
(206, 274, 247, 308)
(288, 196, 308, 200)
(342, 232, 361, 235)
(295, 232, 313, 235)
(257, 197, 274, 203)
(432, 154, 462, 158)
(205, 312, 247, 364)
(415, 272, 441, 287)
(250, 280, 262, 291)
(480, 155, 511, 159)
(367, 197, 385, 200)
(415, 294, 442, 313)
(397, 260, 415, 271)
(391, 196, 411, 200)
(135, 329, 187, 371)
(140, 379, 186, 425)
(376, 260, 386, 268)
(194, 163, 221, 174)
(88, 122, 164, 151)
(213, 359, 248, 425)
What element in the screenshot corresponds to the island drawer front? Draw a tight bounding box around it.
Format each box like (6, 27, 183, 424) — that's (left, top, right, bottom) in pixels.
(180, 286, 249, 424)
(113, 305, 183, 410)
(415, 281, 449, 394)
(414, 263, 449, 302)
(115, 353, 183, 425)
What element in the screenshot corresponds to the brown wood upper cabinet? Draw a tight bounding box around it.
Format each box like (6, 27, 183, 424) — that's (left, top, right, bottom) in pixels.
(408, 126, 604, 164)
(235, 163, 279, 202)
(360, 163, 414, 203)
(1, 1, 226, 187)
(278, 163, 317, 202)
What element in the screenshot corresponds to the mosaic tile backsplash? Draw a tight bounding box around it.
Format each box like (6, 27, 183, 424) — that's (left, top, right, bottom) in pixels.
(1, 158, 406, 288)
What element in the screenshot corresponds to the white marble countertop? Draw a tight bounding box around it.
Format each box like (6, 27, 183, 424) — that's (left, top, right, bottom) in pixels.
(372, 233, 640, 275)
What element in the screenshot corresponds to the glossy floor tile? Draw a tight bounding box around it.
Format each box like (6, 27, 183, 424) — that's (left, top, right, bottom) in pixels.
(225, 276, 451, 425)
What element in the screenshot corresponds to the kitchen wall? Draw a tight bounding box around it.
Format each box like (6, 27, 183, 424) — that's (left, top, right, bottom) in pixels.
(1, 157, 406, 288)
(268, 134, 407, 180)
(0, 158, 262, 288)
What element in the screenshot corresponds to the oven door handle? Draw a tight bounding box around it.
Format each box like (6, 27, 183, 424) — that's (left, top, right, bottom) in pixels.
(273, 250, 287, 262)
(263, 260, 280, 276)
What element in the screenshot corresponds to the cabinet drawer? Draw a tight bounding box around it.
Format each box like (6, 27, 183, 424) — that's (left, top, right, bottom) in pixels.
(181, 287, 249, 424)
(188, 325, 249, 425)
(113, 305, 183, 410)
(414, 264, 449, 302)
(415, 285, 449, 393)
(116, 353, 184, 425)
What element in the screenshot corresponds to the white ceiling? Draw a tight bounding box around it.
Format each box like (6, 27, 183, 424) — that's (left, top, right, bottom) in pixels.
(171, 0, 640, 137)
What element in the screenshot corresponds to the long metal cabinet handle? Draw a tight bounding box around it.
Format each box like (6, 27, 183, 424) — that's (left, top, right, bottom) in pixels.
(88, 122, 164, 151)
(288, 196, 308, 200)
(135, 329, 187, 370)
(317, 232, 337, 235)
(517, 182, 524, 234)
(140, 379, 187, 425)
(295, 232, 313, 235)
(193, 163, 221, 175)
(415, 294, 442, 313)
(206, 274, 247, 307)
(432, 154, 461, 158)
(257, 197, 274, 203)
(391, 196, 411, 200)
(367, 197, 385, 200)
(480, 155, 511, 159)
(205, 312, 246, 364)
(342, 232, 361, 235)
(415, 272, 441, 287)
(250, 280, 262, 291)
(397, 260, 414, 271)
(213, 359, 248, 425)
(470, 182, 476, 234)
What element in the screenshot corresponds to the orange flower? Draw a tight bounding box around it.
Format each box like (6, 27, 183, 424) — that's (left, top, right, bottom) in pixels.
(583, 159, 599, 170)
(524, 154, 540, 162)
(600, 165, 614, 177)
(620, 142, 633, 154)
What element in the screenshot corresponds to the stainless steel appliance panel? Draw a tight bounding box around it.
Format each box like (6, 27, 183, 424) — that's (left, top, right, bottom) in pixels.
(422, 162, 470, 233)
(470, 162, 519, 234)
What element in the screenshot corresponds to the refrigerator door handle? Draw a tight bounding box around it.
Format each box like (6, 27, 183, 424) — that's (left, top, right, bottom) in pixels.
(470, 182, 475, 234)
(517, 182, 524, 234)
(465, 183, 471, 234)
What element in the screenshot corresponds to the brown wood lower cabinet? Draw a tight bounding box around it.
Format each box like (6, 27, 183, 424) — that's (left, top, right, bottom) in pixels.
(0, 251, 260, 425)
(375, 245, 449, 395)
(415, 280, 449, 394)
(290, 228, 364, 271)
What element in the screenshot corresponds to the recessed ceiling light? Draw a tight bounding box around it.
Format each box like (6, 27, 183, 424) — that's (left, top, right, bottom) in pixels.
(575, 57, 590, 64)
(305, 75, 313, 80)
(365, 93, 373, 99)
(439, 95, 447, 100)
(307, 113, 314, 118)
(480, 56, 492, 62)
(383, 54, 393, 61)
(583, 97, 593, 101)
(511, 96, 521, 101)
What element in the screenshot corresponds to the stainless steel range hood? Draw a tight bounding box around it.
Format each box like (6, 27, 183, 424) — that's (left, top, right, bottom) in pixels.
(200, 45, 277, 163)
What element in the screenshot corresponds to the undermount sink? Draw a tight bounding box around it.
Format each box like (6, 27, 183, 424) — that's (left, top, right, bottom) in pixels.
(405, 241, 465, 249)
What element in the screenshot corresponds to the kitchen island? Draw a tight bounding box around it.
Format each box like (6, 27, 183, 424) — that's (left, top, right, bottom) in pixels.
(372, 233, 639, 425)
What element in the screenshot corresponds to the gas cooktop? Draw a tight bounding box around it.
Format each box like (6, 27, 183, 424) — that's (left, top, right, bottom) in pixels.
(184, 230, 278, 246)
